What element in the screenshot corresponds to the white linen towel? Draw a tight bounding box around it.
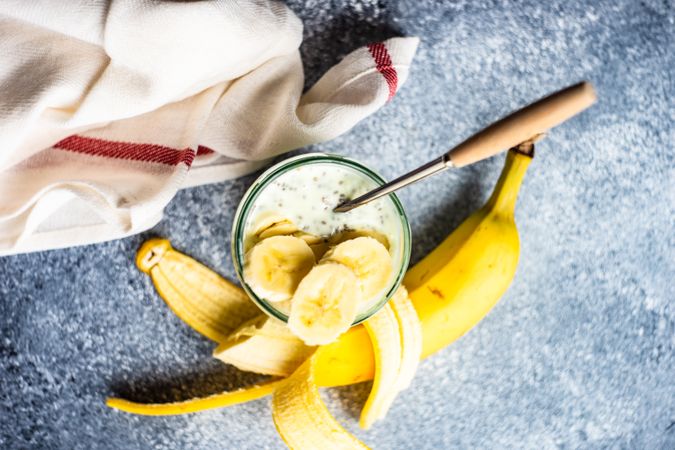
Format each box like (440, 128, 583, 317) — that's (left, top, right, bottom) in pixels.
(0, 0, 419, 256)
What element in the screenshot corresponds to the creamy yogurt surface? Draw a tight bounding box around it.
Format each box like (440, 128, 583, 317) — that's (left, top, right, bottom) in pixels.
(242, 161, 405, 315)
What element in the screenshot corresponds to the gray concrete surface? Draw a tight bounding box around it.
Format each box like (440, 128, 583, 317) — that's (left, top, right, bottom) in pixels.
(1, 0, 673, 448)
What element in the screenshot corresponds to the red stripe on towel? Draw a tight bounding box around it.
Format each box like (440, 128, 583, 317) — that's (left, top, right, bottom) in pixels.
(196, 146, 215, 156)
(53, 136, 196, 167)
(367, 43, 398, 101)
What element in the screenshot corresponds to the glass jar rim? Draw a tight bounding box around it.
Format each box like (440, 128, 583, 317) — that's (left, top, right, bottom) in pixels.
(231, 153, 411, 325)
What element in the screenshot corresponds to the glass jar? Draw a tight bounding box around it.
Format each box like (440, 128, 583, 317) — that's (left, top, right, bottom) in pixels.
(231, 153, 411, 325)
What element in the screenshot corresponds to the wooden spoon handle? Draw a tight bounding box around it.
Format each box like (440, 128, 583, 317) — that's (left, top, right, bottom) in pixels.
(447, 81, 597, 167)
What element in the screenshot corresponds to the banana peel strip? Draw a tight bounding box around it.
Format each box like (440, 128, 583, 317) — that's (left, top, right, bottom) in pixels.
(359, 288, 422, 429)
(272, 350, 369, 450)
(390, 287, 422, 391)
(214, 315, 314, 376)
(136, 239, 259, 343)
(125, 238, 422, 443)
(359, 303, 402, 430)
(107, 379, 283, 416)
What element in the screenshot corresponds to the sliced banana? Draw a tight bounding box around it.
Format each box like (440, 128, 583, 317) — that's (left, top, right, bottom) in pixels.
(250, 212, 291, 236)
(288, 263, 361, 345)
(329, 228, 390, 250)
(244, 235, 315, 302)
(293, 231, 330, 261)
(293, 231, 325, 246)
(309, 242, 330, 261)
(258, 220, 298, 239)
(244, 213, 295, 251)
(321, 236, 393, 302)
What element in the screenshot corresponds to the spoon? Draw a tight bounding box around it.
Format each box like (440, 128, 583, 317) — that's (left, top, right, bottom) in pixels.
(334, 81, 596, 213)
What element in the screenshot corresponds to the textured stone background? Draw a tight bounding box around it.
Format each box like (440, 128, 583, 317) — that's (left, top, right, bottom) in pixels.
(1, 0, 673, 448)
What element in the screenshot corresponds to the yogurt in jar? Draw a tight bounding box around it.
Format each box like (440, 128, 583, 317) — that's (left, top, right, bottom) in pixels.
(242, 159, 406, 316)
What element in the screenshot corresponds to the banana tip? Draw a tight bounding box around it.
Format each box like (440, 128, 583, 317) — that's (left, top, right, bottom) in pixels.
(135, 238, 172, 273)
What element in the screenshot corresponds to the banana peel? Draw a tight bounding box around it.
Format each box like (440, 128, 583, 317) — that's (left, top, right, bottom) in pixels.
(107, 379, 283, 416)
(108, 290, 420, 449)
(389, 286, 422, 393)
(359, 303, 402, 430)
(108, 149, 532, 433)
(272, 350, 369, 450)
(136, 238, 260, 343)
(359, 288, 422, 429)
(213, 315, 314, 376)
(272, 291, 420, 446)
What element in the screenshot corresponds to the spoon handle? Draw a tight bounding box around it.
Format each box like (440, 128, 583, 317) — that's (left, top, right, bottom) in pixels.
(334, 82, 596, 213)
(447, 81, 596, 167)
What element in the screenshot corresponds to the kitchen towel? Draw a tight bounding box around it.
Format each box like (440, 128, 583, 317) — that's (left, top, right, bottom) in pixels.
(0, 0, 419, 256)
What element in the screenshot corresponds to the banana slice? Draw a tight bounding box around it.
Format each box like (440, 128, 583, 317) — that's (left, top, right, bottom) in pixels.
(288, 263, 361, 345)
(244, 235, 315, 302)
(243, 213, 294, 251)
(329, 228, 390, 249)
(321, 236, 393, 302)
(250, 213, 292, 236)
(309, 242, 330, 261)
(258, 221, 298, 239)
(213, 315, 313, 376)
(293, 231, 324, 246)
(294, 231, 330, 261)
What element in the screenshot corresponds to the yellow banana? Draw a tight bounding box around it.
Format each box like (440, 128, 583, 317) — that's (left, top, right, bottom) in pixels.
(406, 148, 530, 357)
(315, 147, 532, 385)
(110, 147, 532, 411)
